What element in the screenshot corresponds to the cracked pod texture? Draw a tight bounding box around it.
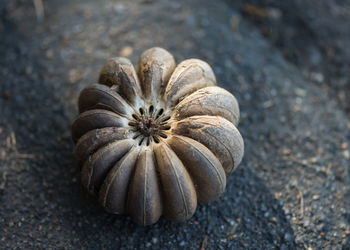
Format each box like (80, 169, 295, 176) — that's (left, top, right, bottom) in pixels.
(72, 47, 244, 225)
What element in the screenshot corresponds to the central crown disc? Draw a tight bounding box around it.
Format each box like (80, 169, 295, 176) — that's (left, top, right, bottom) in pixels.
(129, 105, 171, 145)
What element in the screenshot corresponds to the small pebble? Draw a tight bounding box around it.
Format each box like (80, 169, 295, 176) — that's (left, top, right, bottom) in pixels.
(68, 69, 81, 84)
(120, 46, 133, 57)
(284, 233, 292, 242)
(114, 4, 126, 13)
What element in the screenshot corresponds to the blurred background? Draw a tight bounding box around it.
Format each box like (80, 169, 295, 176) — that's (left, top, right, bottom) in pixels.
(232, 0, 350, 114)
(0, 0, 349, 249)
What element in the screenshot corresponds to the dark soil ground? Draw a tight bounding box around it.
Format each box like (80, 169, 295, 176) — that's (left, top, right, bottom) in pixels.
(0, 0, 349, 249)
(230, 0, 350, 115)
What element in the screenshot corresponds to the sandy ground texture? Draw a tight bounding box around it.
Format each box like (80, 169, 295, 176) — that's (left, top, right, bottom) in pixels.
(0, 0, 349, 249)
(230, 0, 350, 116)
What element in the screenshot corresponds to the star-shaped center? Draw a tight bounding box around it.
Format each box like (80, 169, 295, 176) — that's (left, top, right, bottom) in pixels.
(129, 105, 171, 145)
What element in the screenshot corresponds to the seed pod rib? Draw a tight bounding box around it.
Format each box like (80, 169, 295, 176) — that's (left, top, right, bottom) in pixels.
(164, 59, 216, 107)
(174, 86, 240, 126)
(71, 109, 129, 142)
(74, 127, 133, 168)
(78, 84, 134, 115)
(153, 143, 197, 222)
(98, 147, 140, 214)
(81, 139, 134, 194)
(98, 57, 143, 106)
(138, 47, 176, 102)
(168, 135, 226, 203)
(127, 148, 162, 225)
(172, 116, 244, 174)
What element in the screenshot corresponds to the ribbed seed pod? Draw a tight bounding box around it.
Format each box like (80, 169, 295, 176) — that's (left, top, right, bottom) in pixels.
(72, 47, 244, 225)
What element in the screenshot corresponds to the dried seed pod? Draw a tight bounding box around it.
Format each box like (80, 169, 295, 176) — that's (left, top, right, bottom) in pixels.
(72, 47, 244, 225)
